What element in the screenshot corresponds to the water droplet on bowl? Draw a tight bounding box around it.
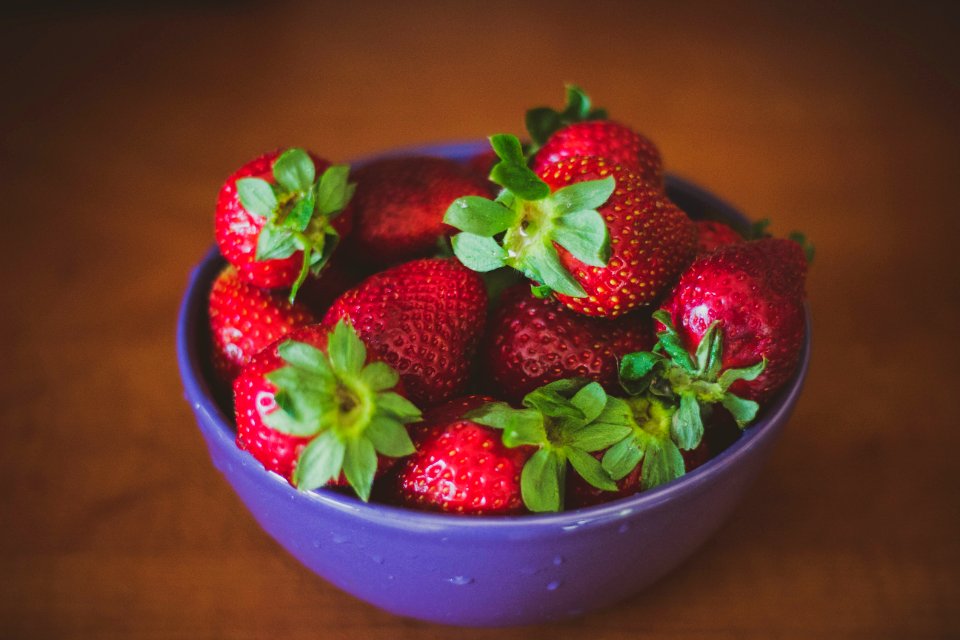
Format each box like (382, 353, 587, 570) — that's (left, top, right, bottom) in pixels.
(618, 523, 630, 534)
(371, 555, 384, 564)
(553, 555, 565, 566)
(448, 576, 474, 586)
(331, 534, 347, 544)
(546, 580, 562, 591)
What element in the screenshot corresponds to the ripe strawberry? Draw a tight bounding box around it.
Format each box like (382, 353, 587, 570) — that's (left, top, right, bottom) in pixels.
(344, 156, 492, 269)
(445, 135, 696, 318)
(482, 284, 654, 403)
(565, 396, 713, 509)
(233, 321, 420, 500)
(215, 148, 355, 299)
(466, 379, 635, 512)
(524, 85, 662, 188)
(208, 265, 317, 382)
(391, 396, 532, 515)
(695, 219, 744, 255)
(618, 237, 808, 451)
(533, 121, 663, 189)
(321, 258, 487, 407)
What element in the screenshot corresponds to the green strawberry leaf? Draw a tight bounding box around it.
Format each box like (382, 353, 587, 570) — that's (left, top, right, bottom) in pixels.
(550, 176, 616, 216)
(561, 84, 593, 121)
(672, 392, 704, 450)
(522, 385, 586, 423)
(551, 208, 611, 268)
(451, 232, 508, 272)
(530, 284, 553, 299)
(255, 224, 299, 262)
(641, 439, 686, 490)
(490, 161, 550, 201)
(567, 447, 618, 492)
(520, 448, 564, 512)
(569, 381, 608, 424)
(444, 196, 519, 237)
(376, 392, 422, 421)
(316, 164, 355, 217)
(365, 416, 415, 457)
(694, 321, 720, 375)
(273, 148, 316, 194)
(237, 177, 278, 218)
(717, 358, 766, 390)
(721, 393, 761, 428)
(358, 361, 399, 392)
(467, 403, 547, 447)
(327, 320, 366, 377)
(525, 245, 587, 297)
(525, 107, 562, 146)
(619, 351, 664, 395)
(342, 436, 378, 501)
(287, 191, 318, 232)
(566, 421, 632, 452)
(602, 436, 644, 481)
(490, 133, 526, 165)
(276, 340, 333, 377)
(293, 430, 345, 490)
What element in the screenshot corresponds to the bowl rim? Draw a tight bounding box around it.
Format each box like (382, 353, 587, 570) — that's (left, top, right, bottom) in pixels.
(177, 139, 811, 531)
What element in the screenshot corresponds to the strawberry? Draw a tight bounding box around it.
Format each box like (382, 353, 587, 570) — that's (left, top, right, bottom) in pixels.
(525, 85, 663, 188)
(233, 321, 421, 500)
(321, 258, 487, 407)
(466, 379, 636, 512)
(695, 220, 744, 255)
(208, 265, 317, 382)
(482, 284, 654, 403)
(390, 396, 532, 515)
(215, 148, 355, 299)
(445, 134, 696, 318)
(618, 237, 808, 451)
(565, 396, 712, 509)
(344, 156, 492, 269)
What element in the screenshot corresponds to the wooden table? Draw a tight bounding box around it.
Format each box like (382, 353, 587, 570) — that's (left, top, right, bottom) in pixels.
(3, 1, 957, 637)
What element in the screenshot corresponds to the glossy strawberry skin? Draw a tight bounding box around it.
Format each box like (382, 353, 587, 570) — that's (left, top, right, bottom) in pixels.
(321, 258, 488, 408)
(214, 150, 352, 289)
(390, 396, 533, 515)
(661, 238, 807, 402)
(233, 325, 400, 484)
(695, 220, 744, 255)
(483, 285, 654, 403)
(532, 120, 663, 189)
(208, 266, 317, 383)
(345, 156, 493, 269)
(538, 157, 697, 318)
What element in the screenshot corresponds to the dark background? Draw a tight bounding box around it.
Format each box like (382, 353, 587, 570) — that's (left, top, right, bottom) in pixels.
(2, 1, 958, 638)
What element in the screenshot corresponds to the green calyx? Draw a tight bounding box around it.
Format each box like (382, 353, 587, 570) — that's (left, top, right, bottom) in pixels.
(601, 395, 687, 491)
(258, 320, 419, 501)
(444, 133, 614, 299)
(618, 310, 766, 451)
(525, 84, 608, 156)
(466, 379, 633, 513)
(236, 148, 356, 302)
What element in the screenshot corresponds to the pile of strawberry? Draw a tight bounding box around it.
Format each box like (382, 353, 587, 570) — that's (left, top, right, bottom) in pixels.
(207, 87, 810, 515)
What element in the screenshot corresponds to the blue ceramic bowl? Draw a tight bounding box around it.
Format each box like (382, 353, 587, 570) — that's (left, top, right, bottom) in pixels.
(176, 141, 811, 627)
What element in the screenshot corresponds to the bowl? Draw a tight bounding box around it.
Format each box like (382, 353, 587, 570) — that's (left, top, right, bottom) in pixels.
(176, 140, 811, 627)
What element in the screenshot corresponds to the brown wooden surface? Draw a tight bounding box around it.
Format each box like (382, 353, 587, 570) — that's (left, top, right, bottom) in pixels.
(2, 1, 958, 638)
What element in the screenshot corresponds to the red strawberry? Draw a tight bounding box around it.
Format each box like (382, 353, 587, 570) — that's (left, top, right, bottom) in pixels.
(215, 148, 355, 299)
(345, 156, 492, 269)
(695, 220, 744, 255)
(208, 265, 317, 382)
(445, 135, 696, 319)
(563, 395, 707, 509)
(321, 258, 487, 407)
(524, 86, 662, 188)
(391, 396, 533, 515)
(234, 321, 421, 500)
(663, 237, 807, 402)
(617, 237, 808, 452)
(483, 285, 654, 403)
(533, 121, 663, 189)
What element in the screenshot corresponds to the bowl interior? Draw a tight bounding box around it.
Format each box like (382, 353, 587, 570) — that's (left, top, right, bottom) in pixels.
(176, 139, 810, 531)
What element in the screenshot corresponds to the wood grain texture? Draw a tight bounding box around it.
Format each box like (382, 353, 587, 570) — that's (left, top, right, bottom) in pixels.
(2, 1, 958, 638)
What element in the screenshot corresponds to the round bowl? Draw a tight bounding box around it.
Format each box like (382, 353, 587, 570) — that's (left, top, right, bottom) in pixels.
(176, 140, 811, 627)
